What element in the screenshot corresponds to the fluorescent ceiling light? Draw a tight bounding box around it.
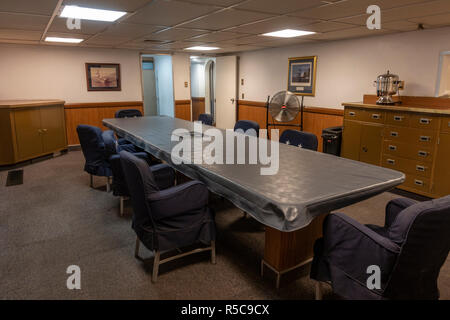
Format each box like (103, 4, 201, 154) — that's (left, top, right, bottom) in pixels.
(45, 36, 84, 43)
(185, 46, 219, 51)
(262, 29, 315, 38)
(60, 5, 127, 22)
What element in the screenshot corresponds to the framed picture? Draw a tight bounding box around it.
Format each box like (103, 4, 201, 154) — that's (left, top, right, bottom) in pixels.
(85, 63, 121, 91)
(287, 56, 317, 96)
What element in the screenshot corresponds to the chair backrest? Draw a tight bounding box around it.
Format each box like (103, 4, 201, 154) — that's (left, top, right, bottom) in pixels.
(119, 151, 159, 235)
(115, 109, 142, 118)
(234, 120, 260, 137)
(198, 113, 213, 126)
(385, 196, 450, 299)
(76, 124, 109, 175)
(102, 130, 119, 158)
(279, 129, 318, 151)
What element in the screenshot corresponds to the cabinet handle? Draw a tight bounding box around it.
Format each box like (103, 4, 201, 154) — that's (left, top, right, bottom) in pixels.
(42, 128, 48, 133)
(372, 114, 380, 120)
(414, 179, 424, 186)
(447, 121, 450, 128)
(388, 145, 397, 151)
(418, 150, 428, 157)
(419, 118, 431, 124)
(416, 165, 426, 172)
(394, 115, 404, 121)
(419, 136, 431, 142)
(387, 159, 395, 165)
(362, 146, 368, 152)
(390, 131, 398, 137)
(349, 111, 356, 116)
(38, 129, 43, 134)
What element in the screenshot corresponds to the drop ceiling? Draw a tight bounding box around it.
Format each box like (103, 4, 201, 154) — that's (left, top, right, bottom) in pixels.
(0, 0, 449, 54)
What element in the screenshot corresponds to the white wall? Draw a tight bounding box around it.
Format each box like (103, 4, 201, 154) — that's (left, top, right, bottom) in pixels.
(239, 26, 450, 109)
(0, 44, 142, 103)
(172, 52, 191, 100)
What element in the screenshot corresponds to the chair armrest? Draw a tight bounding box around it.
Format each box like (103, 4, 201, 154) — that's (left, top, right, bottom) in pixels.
(322, 213, 400, 290)
(148, 180, 208, 220)
(117, 138, 128, 145)
(150, 163, 175, 190)
(118, 143, 138, 153)
(385, 198, 418, 228)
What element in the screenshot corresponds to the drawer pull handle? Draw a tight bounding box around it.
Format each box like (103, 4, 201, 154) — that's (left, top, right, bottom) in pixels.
(448, 121, 450, 128)
(389, 145, 397, 151)
(349, 111, 356, 116)
(418, 151, 428, 157)
(414, 179, 424, 186)
(387, 159, 395, 165)
(416, 165, 426, 172)
(394, 116, 404, 121)
(372, 114, 380, 120)
(390, 131, 398, 137)
(420, 136, 431, 142)
(419, 118, 431, 124)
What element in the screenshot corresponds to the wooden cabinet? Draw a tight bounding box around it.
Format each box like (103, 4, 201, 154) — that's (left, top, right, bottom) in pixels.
(342, 102, 450, 198)
(0, 100, 67, 166)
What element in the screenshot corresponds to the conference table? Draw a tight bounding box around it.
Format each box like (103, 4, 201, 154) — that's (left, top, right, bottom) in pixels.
(103, 116, 405, 287)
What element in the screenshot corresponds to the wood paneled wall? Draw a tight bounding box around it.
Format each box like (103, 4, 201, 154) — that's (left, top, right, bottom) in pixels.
(175, 99, 191, 121)
(237, 100, 343, 152)
(191, 97, 205, 122)
(64, 101, 143, 145)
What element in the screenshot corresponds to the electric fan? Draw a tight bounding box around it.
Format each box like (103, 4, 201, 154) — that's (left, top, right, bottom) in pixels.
(268, 91, 301, 122)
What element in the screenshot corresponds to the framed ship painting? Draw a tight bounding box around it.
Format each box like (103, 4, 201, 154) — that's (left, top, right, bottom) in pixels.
(85, 63, 121, 91)
(287, 56, 317, 96)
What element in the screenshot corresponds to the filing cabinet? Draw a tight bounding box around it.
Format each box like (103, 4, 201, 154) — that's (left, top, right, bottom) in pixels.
(342, 103, 450, 198)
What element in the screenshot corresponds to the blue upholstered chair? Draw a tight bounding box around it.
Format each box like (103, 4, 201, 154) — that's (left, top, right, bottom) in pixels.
(279, 129, 318, 151)
(198, 113, 213, 126)
(119, 151, 216, 282)
(311, 196, 450, 300)
(77, 124, 114, 191)
(115, 109, 142, 118)
(234, 120, 260, 137)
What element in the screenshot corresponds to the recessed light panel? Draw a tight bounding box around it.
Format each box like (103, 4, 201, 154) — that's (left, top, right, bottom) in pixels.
(45, 37, 84, 43)
(262, 29, 315, 38)
(185, 46, 219, 51)
(60, 5, 127, 22)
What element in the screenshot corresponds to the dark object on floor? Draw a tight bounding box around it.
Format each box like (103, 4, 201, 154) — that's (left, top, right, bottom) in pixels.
(311, 196, 450, 300)
(6, 169, 23, 186)
(198, 113, 213, 125)
(279, 129, 318, 151)
(120, 150, 216, 282)
(234, 120, 260, 137)
(115, 109, 142, 118)
(322, 126, 342, 156)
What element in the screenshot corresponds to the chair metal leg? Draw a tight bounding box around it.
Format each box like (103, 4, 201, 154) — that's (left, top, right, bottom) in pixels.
(152, 251, 161, 283)
(90, 174, 94, 188)
(134, 237, 141, 259)
(119, 196, 124, 216)
(106, 177, 111, 192)
(315, 281, 323, 300)
(211, 240, 216, 264)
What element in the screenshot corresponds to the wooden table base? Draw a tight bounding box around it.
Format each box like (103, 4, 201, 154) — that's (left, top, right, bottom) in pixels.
(261, 213, 328, 288)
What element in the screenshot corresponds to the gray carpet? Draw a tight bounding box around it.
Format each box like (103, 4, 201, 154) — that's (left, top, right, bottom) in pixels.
(0, 151, 448, 300)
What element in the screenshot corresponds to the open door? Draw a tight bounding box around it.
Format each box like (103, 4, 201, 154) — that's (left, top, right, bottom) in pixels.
(215, 56, 237, 129)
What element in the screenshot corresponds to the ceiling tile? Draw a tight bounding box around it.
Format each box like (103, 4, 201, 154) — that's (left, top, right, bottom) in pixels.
(101, 23, 163, 37)
(254, 37, 316, 48)
(306, 26, 394, 41)
(236, 0, 324, 15)
(0, 29, 42, 40)
(409, 12, 450, 26)
(214, 44, 267, 53)
(84, 34, 135, 46)
(48, 17, 110, 35)
(188, 31, 246, 42)
(181, 8, 273, 30)
(0, 13, 49, 31)
(62, 0, 152, 12)
(126, 0, 218, 26)
(381, 20, 424, 32)
(0, 0, 59, 15)
(301, 21, 356, 33)
(226, 16, 317, 34)
(176, 0, 242, 7)
(157, 40, 209, 50)
(144, 27, 208, 41)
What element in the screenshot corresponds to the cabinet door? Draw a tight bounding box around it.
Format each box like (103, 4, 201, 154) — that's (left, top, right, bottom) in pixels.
(433, 133, 450, 196)
(359, 124, 383, 165)
(40, 105, 67, 152)
(341, 120, 361, 161)
(13, 108, 43, 160)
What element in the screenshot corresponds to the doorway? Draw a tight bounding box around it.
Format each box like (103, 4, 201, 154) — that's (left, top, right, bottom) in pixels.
(141, 54, 175, 117)
(190, 56, 216, 123)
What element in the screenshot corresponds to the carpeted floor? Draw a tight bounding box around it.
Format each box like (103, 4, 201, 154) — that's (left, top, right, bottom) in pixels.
(0, 151, 448, 300)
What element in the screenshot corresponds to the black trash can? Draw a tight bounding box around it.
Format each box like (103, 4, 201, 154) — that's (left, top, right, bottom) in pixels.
(322, 126, 343, 156)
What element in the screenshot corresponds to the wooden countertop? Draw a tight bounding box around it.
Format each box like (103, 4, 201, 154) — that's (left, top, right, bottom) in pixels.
(342, 102, 450, 115)
(0, 100, 65, 109)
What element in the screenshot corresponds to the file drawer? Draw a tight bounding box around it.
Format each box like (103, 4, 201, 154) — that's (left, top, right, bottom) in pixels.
(403, 174, 431, 193)
(410, 114, 439, 131)
(361, 110, 385, 124)
(384, 126, 436, 146)
(441, 117, 450, 134)
(382, 140, 434, 162)
(382, 155, 432, 178)
(385, 111, 410, 127)
(344, 107, 364, 121)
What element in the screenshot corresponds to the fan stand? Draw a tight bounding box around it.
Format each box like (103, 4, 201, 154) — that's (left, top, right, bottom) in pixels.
(266, 95, 304, 131)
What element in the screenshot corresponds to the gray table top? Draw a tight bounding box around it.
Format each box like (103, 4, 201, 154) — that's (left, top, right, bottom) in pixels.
(103, 116, 405, 232)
